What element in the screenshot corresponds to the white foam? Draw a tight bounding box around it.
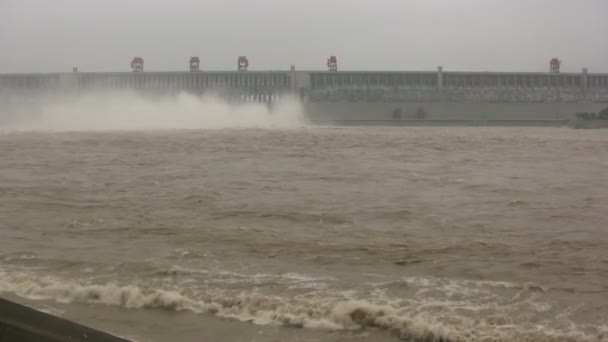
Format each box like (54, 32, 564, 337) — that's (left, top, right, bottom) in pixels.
(1, 267, 605, 342)
(0, 267, 455, 341)
(6, 91, 307, 131)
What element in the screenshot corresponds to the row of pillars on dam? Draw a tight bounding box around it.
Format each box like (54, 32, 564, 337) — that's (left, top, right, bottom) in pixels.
(72, 72, 293, 91)
(435, 67, 598, 91)
(2, 67, 607, 93)
(0, 72, 296, 92)
(312, 67, 606, 91)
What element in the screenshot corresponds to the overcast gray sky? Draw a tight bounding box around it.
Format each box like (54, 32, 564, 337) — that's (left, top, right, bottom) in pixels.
(1, 0, 606, 73)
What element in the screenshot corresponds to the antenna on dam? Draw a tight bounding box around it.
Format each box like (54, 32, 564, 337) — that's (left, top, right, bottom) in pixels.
(549, 58, 561, 73)
(189, 56, 200, 72)
(327, 56, 338, 72)
(131, 57, 144, 72)
(238, 56, 249, 71)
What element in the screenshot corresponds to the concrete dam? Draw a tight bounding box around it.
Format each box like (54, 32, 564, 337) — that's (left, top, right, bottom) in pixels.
(2, 66, 608, 125)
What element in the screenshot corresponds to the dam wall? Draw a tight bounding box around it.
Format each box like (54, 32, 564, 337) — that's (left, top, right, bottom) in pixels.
(304, 68, 608, 121)
(0, 71, 293, 104)
(1, 68, 608, 122)
(305, 101, 608, 122)
(308, 69, 608, 103)
(2, 68, 608, 103)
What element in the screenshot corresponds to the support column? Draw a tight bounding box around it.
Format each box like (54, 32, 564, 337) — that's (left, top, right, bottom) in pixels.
(582, 67, 588, 100)
(290, 66, 296, 94)
(437, 66, 443, 101)
(437, 66, 443, 89)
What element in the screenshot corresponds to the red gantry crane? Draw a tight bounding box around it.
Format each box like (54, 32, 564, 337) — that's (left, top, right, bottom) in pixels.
(327, 56, 338, 72)
(549, 58, 561, 73)
(189, 57, 200, 71)
(131, 57, 144, 72)
(238, 56, 249, 71)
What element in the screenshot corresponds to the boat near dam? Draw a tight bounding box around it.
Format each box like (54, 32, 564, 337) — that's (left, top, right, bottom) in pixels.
(1, 63, 608, 127)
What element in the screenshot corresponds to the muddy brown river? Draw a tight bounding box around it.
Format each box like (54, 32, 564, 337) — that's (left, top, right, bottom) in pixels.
(1, 127, 607, 341)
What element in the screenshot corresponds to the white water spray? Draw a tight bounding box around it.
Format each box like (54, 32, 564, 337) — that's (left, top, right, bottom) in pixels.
(5, 91, 308, 131)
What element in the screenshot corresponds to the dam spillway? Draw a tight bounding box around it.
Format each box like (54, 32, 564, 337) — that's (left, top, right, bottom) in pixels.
(1, 67, 608, 124)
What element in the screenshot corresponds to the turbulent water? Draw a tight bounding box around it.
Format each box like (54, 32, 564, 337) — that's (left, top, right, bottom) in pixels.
(0, 127, 607, 342)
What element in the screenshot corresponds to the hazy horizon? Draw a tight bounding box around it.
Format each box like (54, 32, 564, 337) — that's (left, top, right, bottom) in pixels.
(1, 0, 607, 73)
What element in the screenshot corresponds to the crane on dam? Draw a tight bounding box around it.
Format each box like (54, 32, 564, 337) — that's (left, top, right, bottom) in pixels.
(189, 56, 200, 71)
(549, 58, 561, 73)
(327, 56, 338, 72)
(238, 56, 249, 71)
(131, 57, 144, 72)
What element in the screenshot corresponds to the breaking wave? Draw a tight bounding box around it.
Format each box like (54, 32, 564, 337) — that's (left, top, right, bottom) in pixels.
(0, 268, 453, 341)
(1, 267, 606, 342)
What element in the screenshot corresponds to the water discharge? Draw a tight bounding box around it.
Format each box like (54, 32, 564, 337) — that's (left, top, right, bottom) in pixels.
(5, 92, 307, 131)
